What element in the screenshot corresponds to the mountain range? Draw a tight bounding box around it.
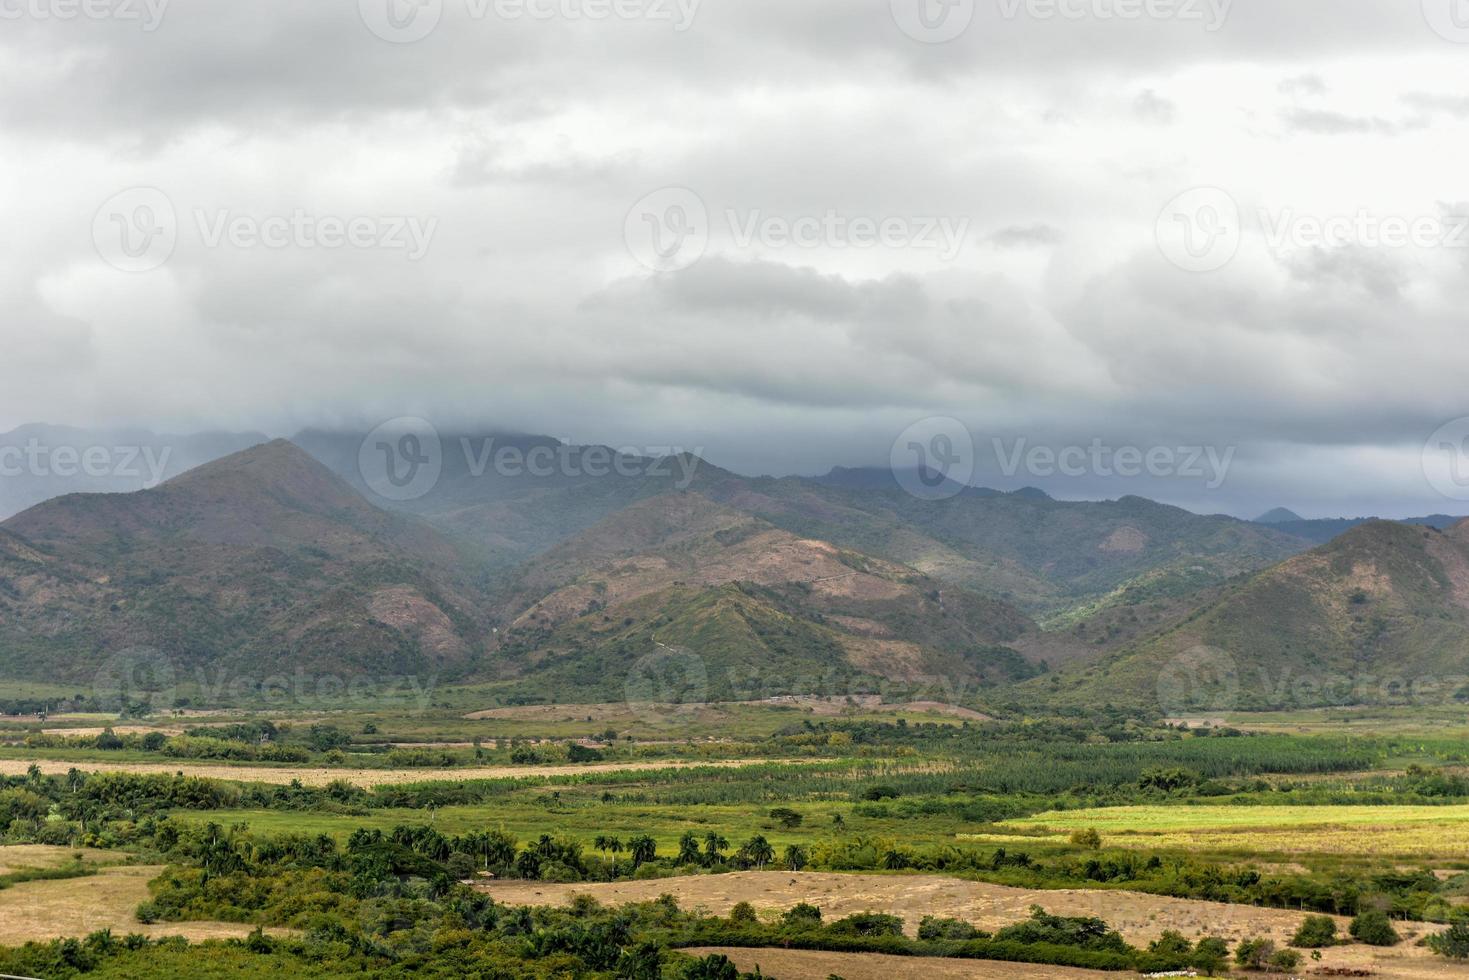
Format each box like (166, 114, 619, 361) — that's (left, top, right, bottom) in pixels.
(1, 425, 1466, 711)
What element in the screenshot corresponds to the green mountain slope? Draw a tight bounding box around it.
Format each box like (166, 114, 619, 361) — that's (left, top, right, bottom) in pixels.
(1030, 519, 1469, 711)
(490, 493, 1042, 701)
(0, 441, 489, 682)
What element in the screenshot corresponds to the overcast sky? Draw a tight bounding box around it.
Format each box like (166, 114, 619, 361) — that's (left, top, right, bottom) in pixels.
(3, 0, 1469, 518)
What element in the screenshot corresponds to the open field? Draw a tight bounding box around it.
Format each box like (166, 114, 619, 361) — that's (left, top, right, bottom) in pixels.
(466, 696, 988, 726)
(0, 865, 293, 946)
(682, 947, 1117, 979)
(1178, 705, 1469, 738)
(486, 872, 1452, 979)
(0, 755, 818, 787)
(992, 803, 1469, 862)
(0, 844, 119, 875)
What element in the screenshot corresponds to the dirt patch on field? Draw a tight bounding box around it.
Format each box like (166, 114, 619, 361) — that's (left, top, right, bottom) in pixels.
(482, 872, 1451, 979)
(0, 865, 292, 945)
(0, 756, 807, 788)
(681, 947, 1116, 979)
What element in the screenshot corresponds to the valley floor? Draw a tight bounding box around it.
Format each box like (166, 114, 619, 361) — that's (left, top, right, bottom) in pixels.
(0, 755, 810, 787)
(681, 947, 1116, 979)
(482, 871, 1452, 978)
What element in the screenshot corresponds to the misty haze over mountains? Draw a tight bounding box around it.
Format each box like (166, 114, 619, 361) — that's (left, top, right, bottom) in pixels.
(5, 423, 1466, 528)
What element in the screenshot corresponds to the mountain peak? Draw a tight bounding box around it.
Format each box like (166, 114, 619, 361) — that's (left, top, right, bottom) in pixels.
(1255, 507, 1304, 524)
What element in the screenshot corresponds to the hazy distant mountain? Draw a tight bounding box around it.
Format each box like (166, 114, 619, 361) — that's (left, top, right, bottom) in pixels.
(1035, 519, 1469, 711)
(0, 440, 488, 682)
(294, 428, 710, 576)
(1254, 513, 1465, 545)
(1255, 507, 1304, 524)
(0, 424, 267, 521)
(685, 472, 1311, 617)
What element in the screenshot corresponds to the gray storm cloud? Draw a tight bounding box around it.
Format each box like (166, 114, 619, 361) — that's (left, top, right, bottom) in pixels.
(2, 0, 1468, 519)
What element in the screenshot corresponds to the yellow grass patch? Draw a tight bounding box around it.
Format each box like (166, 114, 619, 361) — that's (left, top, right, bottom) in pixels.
(0, 865, 290, 945)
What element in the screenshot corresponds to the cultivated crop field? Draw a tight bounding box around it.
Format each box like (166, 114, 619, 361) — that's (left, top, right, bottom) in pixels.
(991, 803, 1469, 861)
(5, 696, 1469, 977)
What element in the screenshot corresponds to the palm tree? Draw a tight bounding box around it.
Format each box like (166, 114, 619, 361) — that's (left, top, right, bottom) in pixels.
(594, 834, 623, 876)
(702, 832, 729, 867)
(741, 835, 774, 871)
(609, 837, 625, 875)
(677, 831, 701, 865)
(783, 844, 808, 872)
(484, 830, 517, 870)
(628, 834, 657, 869)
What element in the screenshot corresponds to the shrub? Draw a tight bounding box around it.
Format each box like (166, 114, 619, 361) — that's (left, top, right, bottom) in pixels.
(1193, 936, 1230, 976)
(729, 902, 758, 925)
(1349, 909, 1400, 947)
(1069, 828, 1102, 850)
(994, 907, 1128, 953)
(681, 953, 739, 980)
(1148, 930, 1192, 957)
(781, 903, 822, 927)
(1269, 948, 1302, 971)
(1427, 921, 1469, 959)
(827, 913, 904, 938)
(1290, 914, 1337, 948)
(917, 916, 981, 941)
(445, 853, 476, 880)
(1235, 937, 1276, 970)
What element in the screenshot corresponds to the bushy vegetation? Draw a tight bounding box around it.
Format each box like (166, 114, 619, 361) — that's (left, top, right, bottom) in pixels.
(1348, 908, 1400, 946)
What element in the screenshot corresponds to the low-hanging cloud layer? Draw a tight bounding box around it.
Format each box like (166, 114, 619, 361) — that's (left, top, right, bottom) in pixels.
(3, 0, 1469, 518)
